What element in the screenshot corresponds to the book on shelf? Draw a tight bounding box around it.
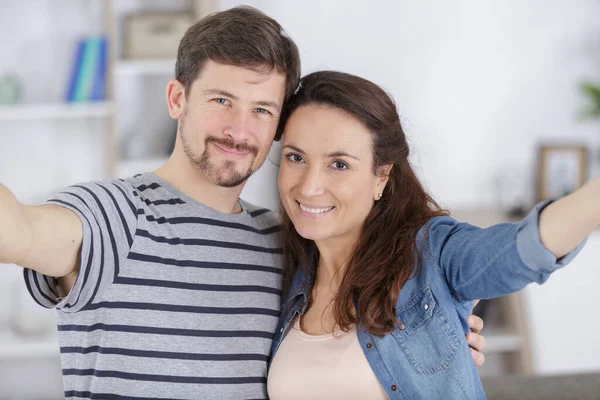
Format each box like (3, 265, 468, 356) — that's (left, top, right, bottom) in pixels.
(65, 35, 108, 103)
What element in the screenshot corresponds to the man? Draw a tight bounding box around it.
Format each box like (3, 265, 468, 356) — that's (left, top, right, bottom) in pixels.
(0, 6, 485, 399)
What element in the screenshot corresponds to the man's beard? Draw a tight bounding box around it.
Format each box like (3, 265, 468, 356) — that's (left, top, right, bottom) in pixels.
(180, 118, 259, 188)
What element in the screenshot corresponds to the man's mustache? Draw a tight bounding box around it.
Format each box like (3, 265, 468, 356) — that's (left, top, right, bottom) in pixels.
(205, 137, 259, 156)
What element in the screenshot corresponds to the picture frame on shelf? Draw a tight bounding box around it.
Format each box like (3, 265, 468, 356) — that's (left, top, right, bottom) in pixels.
(536, 144, 588, 201)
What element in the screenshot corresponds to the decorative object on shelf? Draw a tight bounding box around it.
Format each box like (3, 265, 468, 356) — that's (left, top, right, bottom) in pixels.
(124, 12, 193, 59)
(579, 82, 600, 168)
(0, 72, 22, 105)
(65, 35, 108, 103)
(580, 82, 600, 120)
(536, 144, 588, 201)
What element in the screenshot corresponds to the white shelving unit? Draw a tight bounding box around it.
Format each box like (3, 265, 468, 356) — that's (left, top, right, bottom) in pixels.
(450, 208, 533, 375)
(0, 1, 119, 376)
(0, 102, 113, 121)
(106, 1, 218, 177)
(115, 59, 176, 76)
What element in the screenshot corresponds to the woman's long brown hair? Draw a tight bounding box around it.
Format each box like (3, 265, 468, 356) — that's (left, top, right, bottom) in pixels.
(277, 71, 448, 336)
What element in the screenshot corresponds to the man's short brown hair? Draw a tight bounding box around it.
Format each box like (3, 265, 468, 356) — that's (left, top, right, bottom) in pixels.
(176, 6, 301, 104)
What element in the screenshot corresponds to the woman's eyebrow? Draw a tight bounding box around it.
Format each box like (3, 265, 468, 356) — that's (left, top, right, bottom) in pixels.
(326, 151, 360, 161)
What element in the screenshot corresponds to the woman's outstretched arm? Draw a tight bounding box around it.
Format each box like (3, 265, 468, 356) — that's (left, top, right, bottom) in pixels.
(539, 175, 600, 259)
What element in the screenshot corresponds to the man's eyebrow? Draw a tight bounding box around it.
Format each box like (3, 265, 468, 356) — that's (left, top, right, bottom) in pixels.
(201, 89, 280, 110)
(255, 100, 281, 110)
(201, 89, 239, 99)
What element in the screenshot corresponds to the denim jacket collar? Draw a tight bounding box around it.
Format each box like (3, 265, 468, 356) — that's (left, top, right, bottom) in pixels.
(280, 245, 317, 312)
(281, 259, 314, 314)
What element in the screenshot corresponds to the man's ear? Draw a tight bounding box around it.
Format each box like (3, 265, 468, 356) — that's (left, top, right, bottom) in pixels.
(166, 79, 186, 120)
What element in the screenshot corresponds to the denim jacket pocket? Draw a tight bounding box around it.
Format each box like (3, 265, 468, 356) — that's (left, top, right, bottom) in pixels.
(391, 285, 460, 374)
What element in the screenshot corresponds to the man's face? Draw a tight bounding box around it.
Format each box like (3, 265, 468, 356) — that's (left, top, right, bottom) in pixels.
(176, 61, 286, 187)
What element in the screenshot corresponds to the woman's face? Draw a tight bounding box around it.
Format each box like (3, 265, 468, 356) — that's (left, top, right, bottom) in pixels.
(278, 104, 388, 244)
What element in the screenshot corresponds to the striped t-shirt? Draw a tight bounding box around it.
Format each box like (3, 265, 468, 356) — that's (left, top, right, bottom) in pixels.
(24, 173, 283, 400)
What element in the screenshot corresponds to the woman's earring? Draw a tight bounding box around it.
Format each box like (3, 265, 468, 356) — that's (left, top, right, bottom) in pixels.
(377, 192, 383, 199)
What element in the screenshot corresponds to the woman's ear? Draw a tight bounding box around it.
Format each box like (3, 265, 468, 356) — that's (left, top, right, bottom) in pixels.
(374, 164, 393, 201)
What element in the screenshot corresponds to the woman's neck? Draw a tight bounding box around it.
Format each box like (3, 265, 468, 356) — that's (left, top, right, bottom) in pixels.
(314, 233, 358, 289)
(302, 235, 359, 334)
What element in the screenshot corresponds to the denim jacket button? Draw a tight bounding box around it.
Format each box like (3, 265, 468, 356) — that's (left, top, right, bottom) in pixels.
(399, 323, 406, 330)
(366, 342, 373, 349)
(280, 327, 284, 333)
(391, 384, 397, 391)
(424, 303, 429, 310)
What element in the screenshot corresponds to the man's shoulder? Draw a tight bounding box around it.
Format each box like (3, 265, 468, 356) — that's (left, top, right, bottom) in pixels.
(51, 177, 139, 203)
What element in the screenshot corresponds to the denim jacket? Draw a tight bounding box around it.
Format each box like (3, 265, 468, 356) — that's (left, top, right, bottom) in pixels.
(269, 201, 585, 399)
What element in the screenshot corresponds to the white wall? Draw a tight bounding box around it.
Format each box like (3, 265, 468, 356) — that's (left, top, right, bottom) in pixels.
(227, 0, 600, 209)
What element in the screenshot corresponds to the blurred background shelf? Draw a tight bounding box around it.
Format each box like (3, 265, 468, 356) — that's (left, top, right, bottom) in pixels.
(483, 329, 523, 353)
(0, 102, 113, 121)
(115, 59, 176, 76)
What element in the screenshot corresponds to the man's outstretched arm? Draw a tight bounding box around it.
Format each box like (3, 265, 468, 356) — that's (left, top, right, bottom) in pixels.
(0, 183, 82, 283)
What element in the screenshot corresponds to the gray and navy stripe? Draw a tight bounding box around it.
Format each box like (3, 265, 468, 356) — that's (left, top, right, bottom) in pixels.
(25, 173, 283, 399)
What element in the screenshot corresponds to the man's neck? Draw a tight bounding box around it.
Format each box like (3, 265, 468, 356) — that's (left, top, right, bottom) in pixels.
(154, 154, 245, 214)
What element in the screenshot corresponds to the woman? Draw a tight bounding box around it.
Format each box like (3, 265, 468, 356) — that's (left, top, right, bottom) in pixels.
(267, 71, 593, 399)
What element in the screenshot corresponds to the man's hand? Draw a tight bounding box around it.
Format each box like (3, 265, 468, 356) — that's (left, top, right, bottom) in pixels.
(467, 301, 486, 367)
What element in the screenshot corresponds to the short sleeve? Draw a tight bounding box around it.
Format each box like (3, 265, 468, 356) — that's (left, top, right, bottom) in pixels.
(24, 179, 139, 312)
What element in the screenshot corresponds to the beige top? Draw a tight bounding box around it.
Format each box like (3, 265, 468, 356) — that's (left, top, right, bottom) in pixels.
(267, 317, 389, 400)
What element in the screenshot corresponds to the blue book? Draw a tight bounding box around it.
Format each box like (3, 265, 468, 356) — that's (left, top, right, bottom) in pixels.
(65, 38, 86, 102)
(74, 36, 101, 103)
(90, 36, 108, 101)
